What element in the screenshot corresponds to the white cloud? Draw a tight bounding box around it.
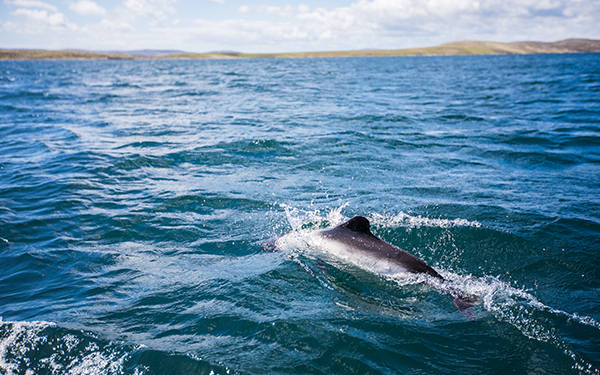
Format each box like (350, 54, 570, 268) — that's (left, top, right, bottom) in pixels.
(230, 0, 600, 50)
(4, 0, 57, 11)
(191, 19, 311, 45)
(97, 18, 135, 32)
(1, 0, 599, 53)
(12, 8, 78, 33)
(0, 20, 18, 32)
(69, 0, 107, 17)
(240, 4, 311, 18)
(123, 0, 177, 26)
(207, 0, 224, 3)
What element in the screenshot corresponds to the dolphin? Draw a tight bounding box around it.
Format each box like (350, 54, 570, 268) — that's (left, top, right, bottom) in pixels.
(266, 215, 478, 316)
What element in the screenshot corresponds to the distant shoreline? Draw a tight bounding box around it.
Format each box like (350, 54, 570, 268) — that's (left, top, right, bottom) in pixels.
(1, 38, 599, 60)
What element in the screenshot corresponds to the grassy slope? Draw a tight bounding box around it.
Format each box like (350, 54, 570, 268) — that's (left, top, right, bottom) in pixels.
(2, 39, 599, 60)
(0, 49, 141, 60)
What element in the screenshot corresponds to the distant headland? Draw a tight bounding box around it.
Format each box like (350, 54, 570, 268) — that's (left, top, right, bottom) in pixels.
(1, 38, 599, 60)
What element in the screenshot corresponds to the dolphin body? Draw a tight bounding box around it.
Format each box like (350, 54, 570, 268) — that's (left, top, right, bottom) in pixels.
(303, 215, 478, 315)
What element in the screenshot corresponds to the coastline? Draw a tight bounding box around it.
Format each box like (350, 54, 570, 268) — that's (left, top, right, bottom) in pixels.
(1, 38, 599, 60)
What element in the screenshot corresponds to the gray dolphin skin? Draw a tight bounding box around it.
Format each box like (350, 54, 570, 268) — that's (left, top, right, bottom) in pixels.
(316, 216, 478, 315)
(318, 216, 442, 278)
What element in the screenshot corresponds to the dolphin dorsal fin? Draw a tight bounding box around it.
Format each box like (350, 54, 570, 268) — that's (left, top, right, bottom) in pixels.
(340, 216, 374, 236)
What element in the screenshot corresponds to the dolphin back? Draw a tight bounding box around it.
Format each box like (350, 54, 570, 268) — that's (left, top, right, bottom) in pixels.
(339, 216, 375, 237)
(329, 216, 443, 279)
(334, 216, 479, 318)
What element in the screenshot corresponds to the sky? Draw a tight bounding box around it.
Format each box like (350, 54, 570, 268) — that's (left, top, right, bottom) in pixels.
(1, 0, 599, 53)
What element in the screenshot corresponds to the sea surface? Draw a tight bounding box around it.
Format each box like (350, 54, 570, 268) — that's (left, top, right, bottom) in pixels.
(1, 53, 599, 374)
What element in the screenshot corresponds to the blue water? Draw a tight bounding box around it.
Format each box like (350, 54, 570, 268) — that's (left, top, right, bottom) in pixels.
(1, 53, 599, 374)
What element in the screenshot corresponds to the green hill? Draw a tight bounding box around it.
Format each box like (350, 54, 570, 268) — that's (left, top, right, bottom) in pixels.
(2, 39, 599, 60)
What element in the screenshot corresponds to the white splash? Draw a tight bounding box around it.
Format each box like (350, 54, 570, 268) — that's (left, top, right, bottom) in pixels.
(0, 319, 56, 375)
(0, 319, 137, 375)
(370, 212, 482, 229)
(280, 202, 348, 231)
(279, 204, 482, 233)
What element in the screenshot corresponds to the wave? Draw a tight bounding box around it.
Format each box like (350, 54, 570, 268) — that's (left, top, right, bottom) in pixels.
(0, 319, 134, 375)
(0, 318, 234, 375)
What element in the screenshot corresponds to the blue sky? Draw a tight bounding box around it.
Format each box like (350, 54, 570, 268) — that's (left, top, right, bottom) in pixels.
(1, 0, 599, 53)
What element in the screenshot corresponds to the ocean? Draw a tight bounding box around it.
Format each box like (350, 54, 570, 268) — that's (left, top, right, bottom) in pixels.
(0, 53, 599, 374)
